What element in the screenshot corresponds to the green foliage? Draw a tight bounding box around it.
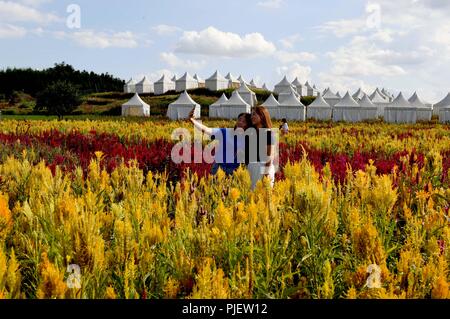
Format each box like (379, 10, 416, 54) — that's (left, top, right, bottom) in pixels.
(35, 81, 82, 119)
(301, 96, 316, 106)
(0, 62, 124, 98)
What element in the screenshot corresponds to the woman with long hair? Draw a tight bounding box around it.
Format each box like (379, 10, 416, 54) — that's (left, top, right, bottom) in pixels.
(248, 106, 276, 189)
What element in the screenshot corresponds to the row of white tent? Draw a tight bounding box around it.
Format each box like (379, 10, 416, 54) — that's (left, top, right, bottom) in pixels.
(124, 71, 267, 96)
(121, 85, 450, 124)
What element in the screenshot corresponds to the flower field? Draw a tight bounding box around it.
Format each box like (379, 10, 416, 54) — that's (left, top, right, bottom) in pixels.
(0, 119, 449, 299)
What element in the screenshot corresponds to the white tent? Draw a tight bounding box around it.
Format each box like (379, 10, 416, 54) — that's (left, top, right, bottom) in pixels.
(358, 94, 378, 121)
(382, 88, 393, 102)
(261, 94, 280, 119)
(336, 92, 342, 98)
(175, 72, 198, 92)
(237, 75, 250, 86)
(323, 88, 340, 107)
(279, 91, 306, 121)
(439, 105, 450, 123)
(193, 74, 205, 88)
(121, 93, 150, 117)
(306, 93, 332, 121)
(278, 85, 300, 104)
(384, 92, 417, 124)
(352, 88, 366, 101)
(154, 74, 175, 95)
(167, 91, 200, 120)
(370, 88, 389, 102)
(209, 93, 228, 118)
(205, 71, 228, 91)
(274, 76, 292, 95)
(237, 81, 257, 107)
(370, 89, 390, 117)
(135, 76, 153, 94)
(292, 77, 307, 96)
(249, 79, 259, 88)
(409, 92, 432, 121)
(305, 81, 319, 96)
(433, 93, 450, 116)
(333, 92, 361, 122)
(171, 75, 177, 82)
(123, 78, 136, 93)
(262, 83, 269, 91)
(221, 91, 250, 119)
(225, 72, 240, 89)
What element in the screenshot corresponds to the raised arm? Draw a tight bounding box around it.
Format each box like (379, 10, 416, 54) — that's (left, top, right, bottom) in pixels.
(189, 107, 213, 136)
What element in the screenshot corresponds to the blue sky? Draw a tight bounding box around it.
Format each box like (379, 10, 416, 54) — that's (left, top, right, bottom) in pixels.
(1, 0, 450, 102)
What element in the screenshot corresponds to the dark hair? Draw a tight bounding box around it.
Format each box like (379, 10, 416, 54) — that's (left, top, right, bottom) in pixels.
(282, 118, 287, 123)
(234, 113, 253, 130)
(252, 106, 273, 129)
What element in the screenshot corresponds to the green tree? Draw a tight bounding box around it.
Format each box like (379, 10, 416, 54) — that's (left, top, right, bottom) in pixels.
(35, 81, 82, 119)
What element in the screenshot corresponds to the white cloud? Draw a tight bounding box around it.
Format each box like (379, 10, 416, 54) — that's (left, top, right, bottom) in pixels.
(0, 23, 27, 38)
(160, 52, 206, 70)
(257, 0, 283, 9)
(69, 30, 139, 49)
(276, 63, 312, 82)
(326, 38, 407, 77)
(0, 1, 59, 24)
(19, 0, 52, 7)
(174, 26, 276, 58)
(279, 34, 302, 49)
(275, 50, 316, 63)
(152, 24, 181, 36)
(316, 19, 367, 38)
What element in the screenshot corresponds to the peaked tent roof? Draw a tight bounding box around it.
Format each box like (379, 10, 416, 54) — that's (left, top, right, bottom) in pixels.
(359, 94, 377, 108)
(125, 78, 136, 85)
(262, 83, 269, 91)
(193, 74, 205, 82)
(178, 72, 196, 82)
(211, 93, 229, 106)
(206, 70, 226, 81)
(171, 91, 199, 106)
(389, 92, 413, 108)
(137, 76, 152, 85)
(323, 88, 339, 99)
(225, 72, 238, 81)
(224, 91, 249, 106)
(370, 89, 388, 103)
(237, 75, 247, 83)
(280, 92, 304, 106)
(122, 93, 149, 107)
(250, 79, 258, 87)
(238, 81, 255, 94)
(408, 92, 428, 108)
(276, 76, 291, 86)
(352, 88, 366, 100)
(171, 75, 177, 82)
(304, 81, 313, 89)
(336, 92, 342, 98)
(261, 94, 280, 107)
(292, 77, 303, 86)
(155, 74, 172, 83)
(434, 92, 450, 107)
(309, 94, 331, 108)
(335, 92, 360, 107)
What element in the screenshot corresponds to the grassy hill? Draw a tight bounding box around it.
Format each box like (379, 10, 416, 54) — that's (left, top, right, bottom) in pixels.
(0, 88, 316, 118)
